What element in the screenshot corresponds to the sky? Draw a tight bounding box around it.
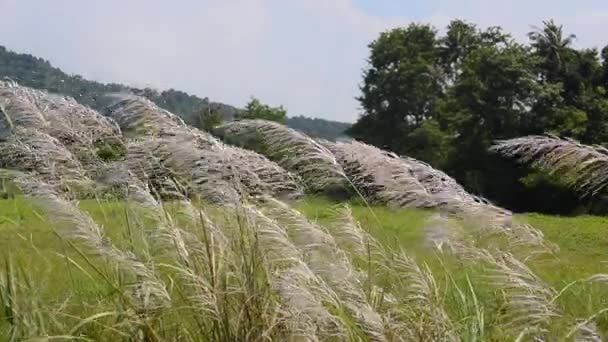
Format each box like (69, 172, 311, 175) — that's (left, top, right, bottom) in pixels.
(1, 0, 607, 122)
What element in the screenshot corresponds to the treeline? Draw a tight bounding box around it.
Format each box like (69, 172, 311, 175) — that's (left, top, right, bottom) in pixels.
(286, 116, 350, 140)
(0, 46, 349, 140)
(350, 20, 608, 214)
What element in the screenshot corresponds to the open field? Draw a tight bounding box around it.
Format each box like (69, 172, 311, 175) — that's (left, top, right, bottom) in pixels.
(2, 195, 608, 341)
(3, 81, 608, 340)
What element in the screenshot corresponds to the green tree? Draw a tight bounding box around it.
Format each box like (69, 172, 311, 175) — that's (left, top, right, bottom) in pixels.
(439, 20, 480, 82)
(602, 45, 608, 85)
(438, 41, 538, 190)
(197, 106, 224, 131)
(348, 23, 442, 154)
(349, 19, 605, 213)
(239, 97, 287, 123)
(528, 19, 576, 82)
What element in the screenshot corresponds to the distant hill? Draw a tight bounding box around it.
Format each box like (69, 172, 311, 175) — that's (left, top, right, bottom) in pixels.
(0, 45, 350, 140)
(286, 116, 351, 140)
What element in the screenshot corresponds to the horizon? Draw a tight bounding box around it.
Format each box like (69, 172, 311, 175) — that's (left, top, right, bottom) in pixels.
(1, 0, 607, 123)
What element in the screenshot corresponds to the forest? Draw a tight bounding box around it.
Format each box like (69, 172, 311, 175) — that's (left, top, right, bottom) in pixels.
(350, 19, 608, 213)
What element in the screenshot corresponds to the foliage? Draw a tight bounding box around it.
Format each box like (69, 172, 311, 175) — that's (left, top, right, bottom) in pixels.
(94, 139, 127, 162)
(196, 106, 224, 131)
(238, 97, 287, 123)
(349, 19, 608, 214)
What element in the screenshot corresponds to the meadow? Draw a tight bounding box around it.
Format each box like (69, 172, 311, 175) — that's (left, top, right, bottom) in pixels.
(2, 195, 608, 341)
(3, 81, 608, 341)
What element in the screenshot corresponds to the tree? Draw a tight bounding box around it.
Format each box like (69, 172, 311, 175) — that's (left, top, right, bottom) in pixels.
(528, 19, 576, 82)
(602, 45, 608, 85)
(348, 19, 606, 213)
(197, 106, 224, 131)
(348, 24, 442, 154)
(238, 97, 287, 123)
(439, 20, 480, 82)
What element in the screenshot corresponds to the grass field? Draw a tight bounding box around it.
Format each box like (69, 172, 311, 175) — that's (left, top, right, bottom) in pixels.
(1, 195, 608, 340)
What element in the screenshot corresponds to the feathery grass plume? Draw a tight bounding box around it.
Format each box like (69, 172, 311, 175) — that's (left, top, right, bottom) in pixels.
(0, 81, 47, 130)
(324, 204, 458, 340)
(571, 322, 603, 342)
(0, 81, 120, 142)
(485, 250, 561, 337)
(325, 140, 433, 207)
(126, 134, 241, 203)
(428, 232, 558, 340)
(161, 125, 222, 149)
(326, 140, 518, 233)
(223, 144, 304, 200)
(421, 214, 565, 339)
(149, 202, 270, 340)
(215, 119, 349, 193)
(125, 137, 186, 200)
(107, 98, 302, 200)
(425, 210, 555, 264)
(134, 131, 302, 203)
(106, 94, 187, 135)
(383, 249, 458, 341)
(0, 102, 14, 140)
(491, 134, 608, 197)
(158, 137, 246, 204)
(242, 204, 348, 340)
(400, 156, 479, 204)
(325, 204, 369, 259)
(2, 170, 170, 313)
(432, 237, 561, 339)
(91, 161, 159, 207)
(0, 81, 126, 176)
(0, 127, 88, 187)
(260, 197, 386, 341)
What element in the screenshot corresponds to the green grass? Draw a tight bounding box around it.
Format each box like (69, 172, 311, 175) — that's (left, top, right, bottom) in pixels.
(2, 195, 608, 340)
(297, 197, 608, 336)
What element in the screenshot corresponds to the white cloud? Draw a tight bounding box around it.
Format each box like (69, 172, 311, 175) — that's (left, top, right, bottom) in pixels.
(0, 0, 606, 122)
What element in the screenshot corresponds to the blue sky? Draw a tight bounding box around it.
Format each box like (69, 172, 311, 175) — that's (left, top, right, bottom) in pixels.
(1, 0, 607, 122)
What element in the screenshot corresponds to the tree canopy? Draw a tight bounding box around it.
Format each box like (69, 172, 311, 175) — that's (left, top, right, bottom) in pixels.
(238, 97, 287, 123)
(349, 20, 608, 214)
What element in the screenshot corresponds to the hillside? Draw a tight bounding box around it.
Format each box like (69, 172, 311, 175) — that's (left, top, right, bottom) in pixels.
(0, 45, 350, 140)
(286, 115, 351, 140)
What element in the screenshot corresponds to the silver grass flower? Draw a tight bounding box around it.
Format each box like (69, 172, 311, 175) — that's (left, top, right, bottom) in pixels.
(325, 140, 433, 208)
(3, 171, 170, 311)
(261, 198, 387, 341)
(243, 205, 348, 340)
(491, 135, 608, 197)
(216, 119, 348, 192)
(486, 250, 561, 336)
(0, 127, 88, 186)
(107, 95, 187, 135)
(91, 161, 158, 208)
(0, 81, 121, 151)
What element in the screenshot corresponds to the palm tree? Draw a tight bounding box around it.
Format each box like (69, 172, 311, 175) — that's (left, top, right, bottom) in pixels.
(528, 19, 576, 80)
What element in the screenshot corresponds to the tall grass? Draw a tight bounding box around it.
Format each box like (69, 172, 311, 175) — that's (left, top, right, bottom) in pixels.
(3, 184, 607, 340)
(2, 82, 608, 340)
